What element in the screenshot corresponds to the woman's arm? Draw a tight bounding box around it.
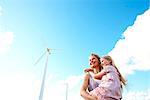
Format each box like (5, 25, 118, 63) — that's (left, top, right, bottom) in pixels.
(80, 73, 97, 100)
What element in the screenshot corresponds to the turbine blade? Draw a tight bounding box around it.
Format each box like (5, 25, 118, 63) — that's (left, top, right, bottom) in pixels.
(34, 51, 47, 66)
(47, 48, 64, 52)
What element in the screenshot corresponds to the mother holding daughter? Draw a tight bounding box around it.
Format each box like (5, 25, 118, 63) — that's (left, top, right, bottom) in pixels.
(80, 53, 126, 100)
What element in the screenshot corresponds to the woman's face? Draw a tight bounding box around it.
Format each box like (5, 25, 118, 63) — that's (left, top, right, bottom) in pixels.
(89, 55, 100, 68)
(100, 58, 111, 66)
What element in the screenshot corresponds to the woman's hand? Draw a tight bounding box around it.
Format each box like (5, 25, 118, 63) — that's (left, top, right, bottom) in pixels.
(84, 68, 94, 73)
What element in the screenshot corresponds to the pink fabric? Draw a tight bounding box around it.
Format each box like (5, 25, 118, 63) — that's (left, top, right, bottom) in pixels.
(90, 65, 122, 100)
(90, 87, 111, 100)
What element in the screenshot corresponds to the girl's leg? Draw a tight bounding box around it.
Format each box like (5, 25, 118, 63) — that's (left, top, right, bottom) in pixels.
(90, 87, 111, 100)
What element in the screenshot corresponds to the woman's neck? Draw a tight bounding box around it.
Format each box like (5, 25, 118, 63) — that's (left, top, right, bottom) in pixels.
(93, 66, 100, 74)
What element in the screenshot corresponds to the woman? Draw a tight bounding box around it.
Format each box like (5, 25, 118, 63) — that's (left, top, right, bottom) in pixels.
(80, 53, 102, 100)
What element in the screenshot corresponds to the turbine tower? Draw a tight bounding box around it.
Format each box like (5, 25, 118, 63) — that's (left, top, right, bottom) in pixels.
(65, 82, 68, 100)
(35, 48, 51, 100)
(39, 48, 51, 100)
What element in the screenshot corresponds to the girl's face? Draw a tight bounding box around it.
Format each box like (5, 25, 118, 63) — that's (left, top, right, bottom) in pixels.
(100, 58, 111, 66)
(89, 55, 100, 68)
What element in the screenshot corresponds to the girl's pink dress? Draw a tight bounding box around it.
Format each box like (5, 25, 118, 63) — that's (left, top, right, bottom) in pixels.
(89, 65, 122, 100)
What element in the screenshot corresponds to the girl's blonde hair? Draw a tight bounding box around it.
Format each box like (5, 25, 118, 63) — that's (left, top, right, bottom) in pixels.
(102, 55, 127, 87)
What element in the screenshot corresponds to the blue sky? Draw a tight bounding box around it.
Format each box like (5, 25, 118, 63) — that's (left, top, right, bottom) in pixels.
(0, 0, 150, 100)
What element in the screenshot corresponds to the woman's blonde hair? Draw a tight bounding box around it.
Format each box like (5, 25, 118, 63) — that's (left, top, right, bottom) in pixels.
(102, 55, 127, 87)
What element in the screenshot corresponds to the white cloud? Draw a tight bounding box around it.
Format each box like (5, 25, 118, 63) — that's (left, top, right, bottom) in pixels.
(44, 74, 84, 100)
(59, 75, 84, 90)
(109, 9, 150, 76)
(0, 72, 84, 100)
(0, 71, 61, 100)
(0, 32, 14, 54)
(122, 89, 150, 100)
(60, 75, 84, 100)
(0, 72, 39, 100)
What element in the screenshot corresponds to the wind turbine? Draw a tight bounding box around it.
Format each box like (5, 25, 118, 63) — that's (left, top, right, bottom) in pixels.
(65, 82, 68, 100)
(35, 48, 63, 100)
(35, 48, 51, 100)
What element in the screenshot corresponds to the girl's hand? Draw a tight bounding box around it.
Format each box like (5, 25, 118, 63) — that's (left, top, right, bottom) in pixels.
(92, 96, 98, 100)
(90, 95, 98, 100)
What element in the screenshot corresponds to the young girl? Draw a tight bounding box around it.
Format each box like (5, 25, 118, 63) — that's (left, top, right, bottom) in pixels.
(89, 55, 126, 100)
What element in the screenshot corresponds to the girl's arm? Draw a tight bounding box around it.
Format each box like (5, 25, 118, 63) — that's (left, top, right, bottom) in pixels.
(80, 73, 98, 100)
(93, 70, 106, 80)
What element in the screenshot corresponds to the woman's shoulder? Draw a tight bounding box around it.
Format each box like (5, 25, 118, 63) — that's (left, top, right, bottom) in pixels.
(84, 72, 91, 79)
